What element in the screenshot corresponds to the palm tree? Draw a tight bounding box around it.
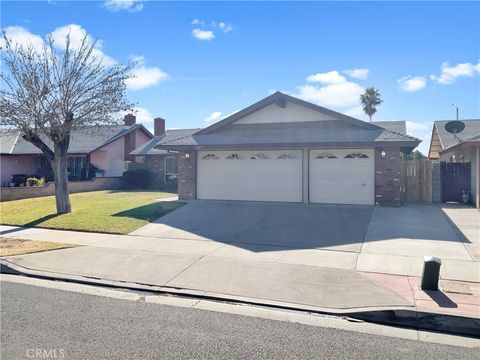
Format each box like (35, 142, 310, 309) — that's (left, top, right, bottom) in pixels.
(360, 87, 383, 122)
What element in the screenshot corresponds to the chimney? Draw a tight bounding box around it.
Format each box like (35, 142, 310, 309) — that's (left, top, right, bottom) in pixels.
(124, 113, 136, 126)
(154, 117, 166, 136)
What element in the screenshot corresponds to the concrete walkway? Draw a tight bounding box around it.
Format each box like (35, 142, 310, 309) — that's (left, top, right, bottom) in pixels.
(1, 203, 478, 317)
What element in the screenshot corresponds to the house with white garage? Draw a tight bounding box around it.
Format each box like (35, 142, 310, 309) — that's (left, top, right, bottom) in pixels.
(157, 92, 420, 206)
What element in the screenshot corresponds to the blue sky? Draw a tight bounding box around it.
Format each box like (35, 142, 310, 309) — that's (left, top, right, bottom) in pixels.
(2, 1, 480, 154)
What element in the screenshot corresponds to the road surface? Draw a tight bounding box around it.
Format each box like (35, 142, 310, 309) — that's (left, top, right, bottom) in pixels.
(1, 281, 477, 359)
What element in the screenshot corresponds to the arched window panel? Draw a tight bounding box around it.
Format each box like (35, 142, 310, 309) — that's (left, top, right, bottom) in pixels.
(226, 153, 241, 160)
(315, 153, 337, 159)
(201, 154, 219, 160)
(345, 153, 369, 159)
(250, 153, 270, 160)
(277, 153, 298, 159)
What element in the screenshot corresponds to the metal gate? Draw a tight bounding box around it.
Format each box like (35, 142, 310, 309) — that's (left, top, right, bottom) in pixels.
(441, 162, 471, 203)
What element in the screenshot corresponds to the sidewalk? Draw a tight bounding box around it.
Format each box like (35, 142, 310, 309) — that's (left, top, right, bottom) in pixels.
(1, 224, 479, 318)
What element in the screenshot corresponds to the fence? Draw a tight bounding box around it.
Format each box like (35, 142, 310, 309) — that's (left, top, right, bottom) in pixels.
(0, 177, 122, 202)
(400, 159, 434, 203)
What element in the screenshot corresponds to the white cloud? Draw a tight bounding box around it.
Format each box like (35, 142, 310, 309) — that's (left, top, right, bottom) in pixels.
(219, 22, 233, 33)
(397, 76, 427, 92)
(125, 62, 168, 90)
(1, 26, 44, 52)
(306, 71, 346, 84)
(50, 24, 117, 66)
(104, 0, 144, 12)
(297, 82, 364, 108)
(430, 60, 480, 85)
(192, 28, 215, 41)
(344, 68, 369, 80)
(343, 105, 364, 117)
(191, 19, 232, 40)
(204, 111, 223, 123)
(132, 106, 154, 125)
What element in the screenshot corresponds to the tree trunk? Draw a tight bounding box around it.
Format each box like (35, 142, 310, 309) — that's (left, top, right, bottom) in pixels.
(52, 147, 72, 214)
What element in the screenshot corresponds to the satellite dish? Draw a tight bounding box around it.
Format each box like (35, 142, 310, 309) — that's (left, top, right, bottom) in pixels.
(444, 120, 465, 134)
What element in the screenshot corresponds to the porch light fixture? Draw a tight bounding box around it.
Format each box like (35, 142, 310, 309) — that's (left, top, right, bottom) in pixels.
(185, 152, 190, 159)
(381, 150, 386, 159)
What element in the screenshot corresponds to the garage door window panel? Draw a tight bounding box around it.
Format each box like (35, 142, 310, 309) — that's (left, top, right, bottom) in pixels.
(345, 153, 369, 159)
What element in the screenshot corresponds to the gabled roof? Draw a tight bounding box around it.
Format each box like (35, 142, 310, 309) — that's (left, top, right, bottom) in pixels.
(130, 128, 201, 155)
(1, 124, 152, 155)
(158, 93, 419, 150)
(197, 91, 378, 135)
(428, 119, 480, 158)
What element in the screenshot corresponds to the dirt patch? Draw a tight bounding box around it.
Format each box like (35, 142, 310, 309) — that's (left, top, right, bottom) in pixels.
(0, 237, 78, 256)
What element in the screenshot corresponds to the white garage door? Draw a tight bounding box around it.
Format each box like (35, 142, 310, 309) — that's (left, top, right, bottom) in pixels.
(197, 150, 303, 202)
(309, 149, 375, 205)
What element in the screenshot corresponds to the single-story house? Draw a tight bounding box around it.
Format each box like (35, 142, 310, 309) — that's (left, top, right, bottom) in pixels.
(0, 114, 152, 186)
(156, 91, 420, 206)
(130, 117, 200, 189)
(428, 119, 480, 208)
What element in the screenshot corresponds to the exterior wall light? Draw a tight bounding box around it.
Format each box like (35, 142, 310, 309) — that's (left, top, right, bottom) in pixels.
(381, 150, 386, 159)
(185, 152, 190, 159)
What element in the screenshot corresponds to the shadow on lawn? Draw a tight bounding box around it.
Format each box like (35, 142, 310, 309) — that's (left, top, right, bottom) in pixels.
(0, 214, 60, 236)
(113, 201, 184, 222)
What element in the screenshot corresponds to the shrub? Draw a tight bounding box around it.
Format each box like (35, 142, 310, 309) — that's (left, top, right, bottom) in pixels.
(11, 174, 29, 187)
(26, 177, 39, 186)
(122, 169, 152, 189)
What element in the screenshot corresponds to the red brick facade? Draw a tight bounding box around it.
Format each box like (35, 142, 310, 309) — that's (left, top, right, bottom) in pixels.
(375, 147, 402, 207)
(178, 151, 197, 200)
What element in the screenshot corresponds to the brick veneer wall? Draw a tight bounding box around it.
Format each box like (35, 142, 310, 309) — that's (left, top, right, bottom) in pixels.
(375, 147, 401, 207)
(142, 154, 179, 190)
(178, 151, 196, 200)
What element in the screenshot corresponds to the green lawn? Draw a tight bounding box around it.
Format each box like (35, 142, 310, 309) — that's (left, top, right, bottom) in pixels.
(0, 190, 183, 234)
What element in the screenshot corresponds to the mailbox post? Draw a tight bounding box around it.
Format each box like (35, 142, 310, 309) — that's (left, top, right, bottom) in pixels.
(421, 256, 442, 291)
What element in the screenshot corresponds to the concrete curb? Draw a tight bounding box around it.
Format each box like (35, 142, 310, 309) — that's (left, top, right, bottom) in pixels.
(1, 260, 479, 338)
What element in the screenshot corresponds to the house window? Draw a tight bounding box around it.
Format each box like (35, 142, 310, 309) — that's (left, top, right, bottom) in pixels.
(277, 153, 297, 159)
(250, 153, 270, 160)
(201, 154, 219, 160)
(345, 153, 369, 159)
(226, 153, 241, 160)
(67, 156, 87, 180)
(315, 153, 337, 159)
(165, 157, 178, 182)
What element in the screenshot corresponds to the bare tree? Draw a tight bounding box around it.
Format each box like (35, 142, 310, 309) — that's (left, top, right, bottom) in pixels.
(1, 32, 133, 214)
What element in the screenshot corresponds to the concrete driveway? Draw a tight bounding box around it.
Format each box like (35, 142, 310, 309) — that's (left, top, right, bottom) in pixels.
(131, 200, 478, 281)
(131, 201, 373, 252)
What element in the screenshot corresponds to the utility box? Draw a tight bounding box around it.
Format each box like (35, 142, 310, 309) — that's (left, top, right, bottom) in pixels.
(421, 256, 442, 291)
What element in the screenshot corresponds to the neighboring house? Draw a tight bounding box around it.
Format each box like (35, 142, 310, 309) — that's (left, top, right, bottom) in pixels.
(130, 117, 200, 188)
(0, 114, 152, 186)
(428, 119, 480, 208)
(156, 91, 420, 206)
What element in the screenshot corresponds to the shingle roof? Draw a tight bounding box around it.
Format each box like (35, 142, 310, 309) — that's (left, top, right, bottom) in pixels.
(130, 128, 201, 155)
(1, 124, 150, 155)
(372, 121, 407, 135)
(159, 121, 419, 148)
(434, 119, 480, 149)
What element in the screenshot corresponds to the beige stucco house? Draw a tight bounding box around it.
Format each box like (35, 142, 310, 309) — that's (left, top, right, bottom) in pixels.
(155, 92, 420, 206)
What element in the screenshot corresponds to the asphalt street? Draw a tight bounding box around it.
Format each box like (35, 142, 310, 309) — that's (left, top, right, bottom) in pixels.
(1, 281, 477, 360)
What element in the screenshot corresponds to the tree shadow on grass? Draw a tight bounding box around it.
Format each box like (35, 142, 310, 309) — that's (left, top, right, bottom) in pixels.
(112, 202, 184, 222)
(0, 214, 60, 236)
